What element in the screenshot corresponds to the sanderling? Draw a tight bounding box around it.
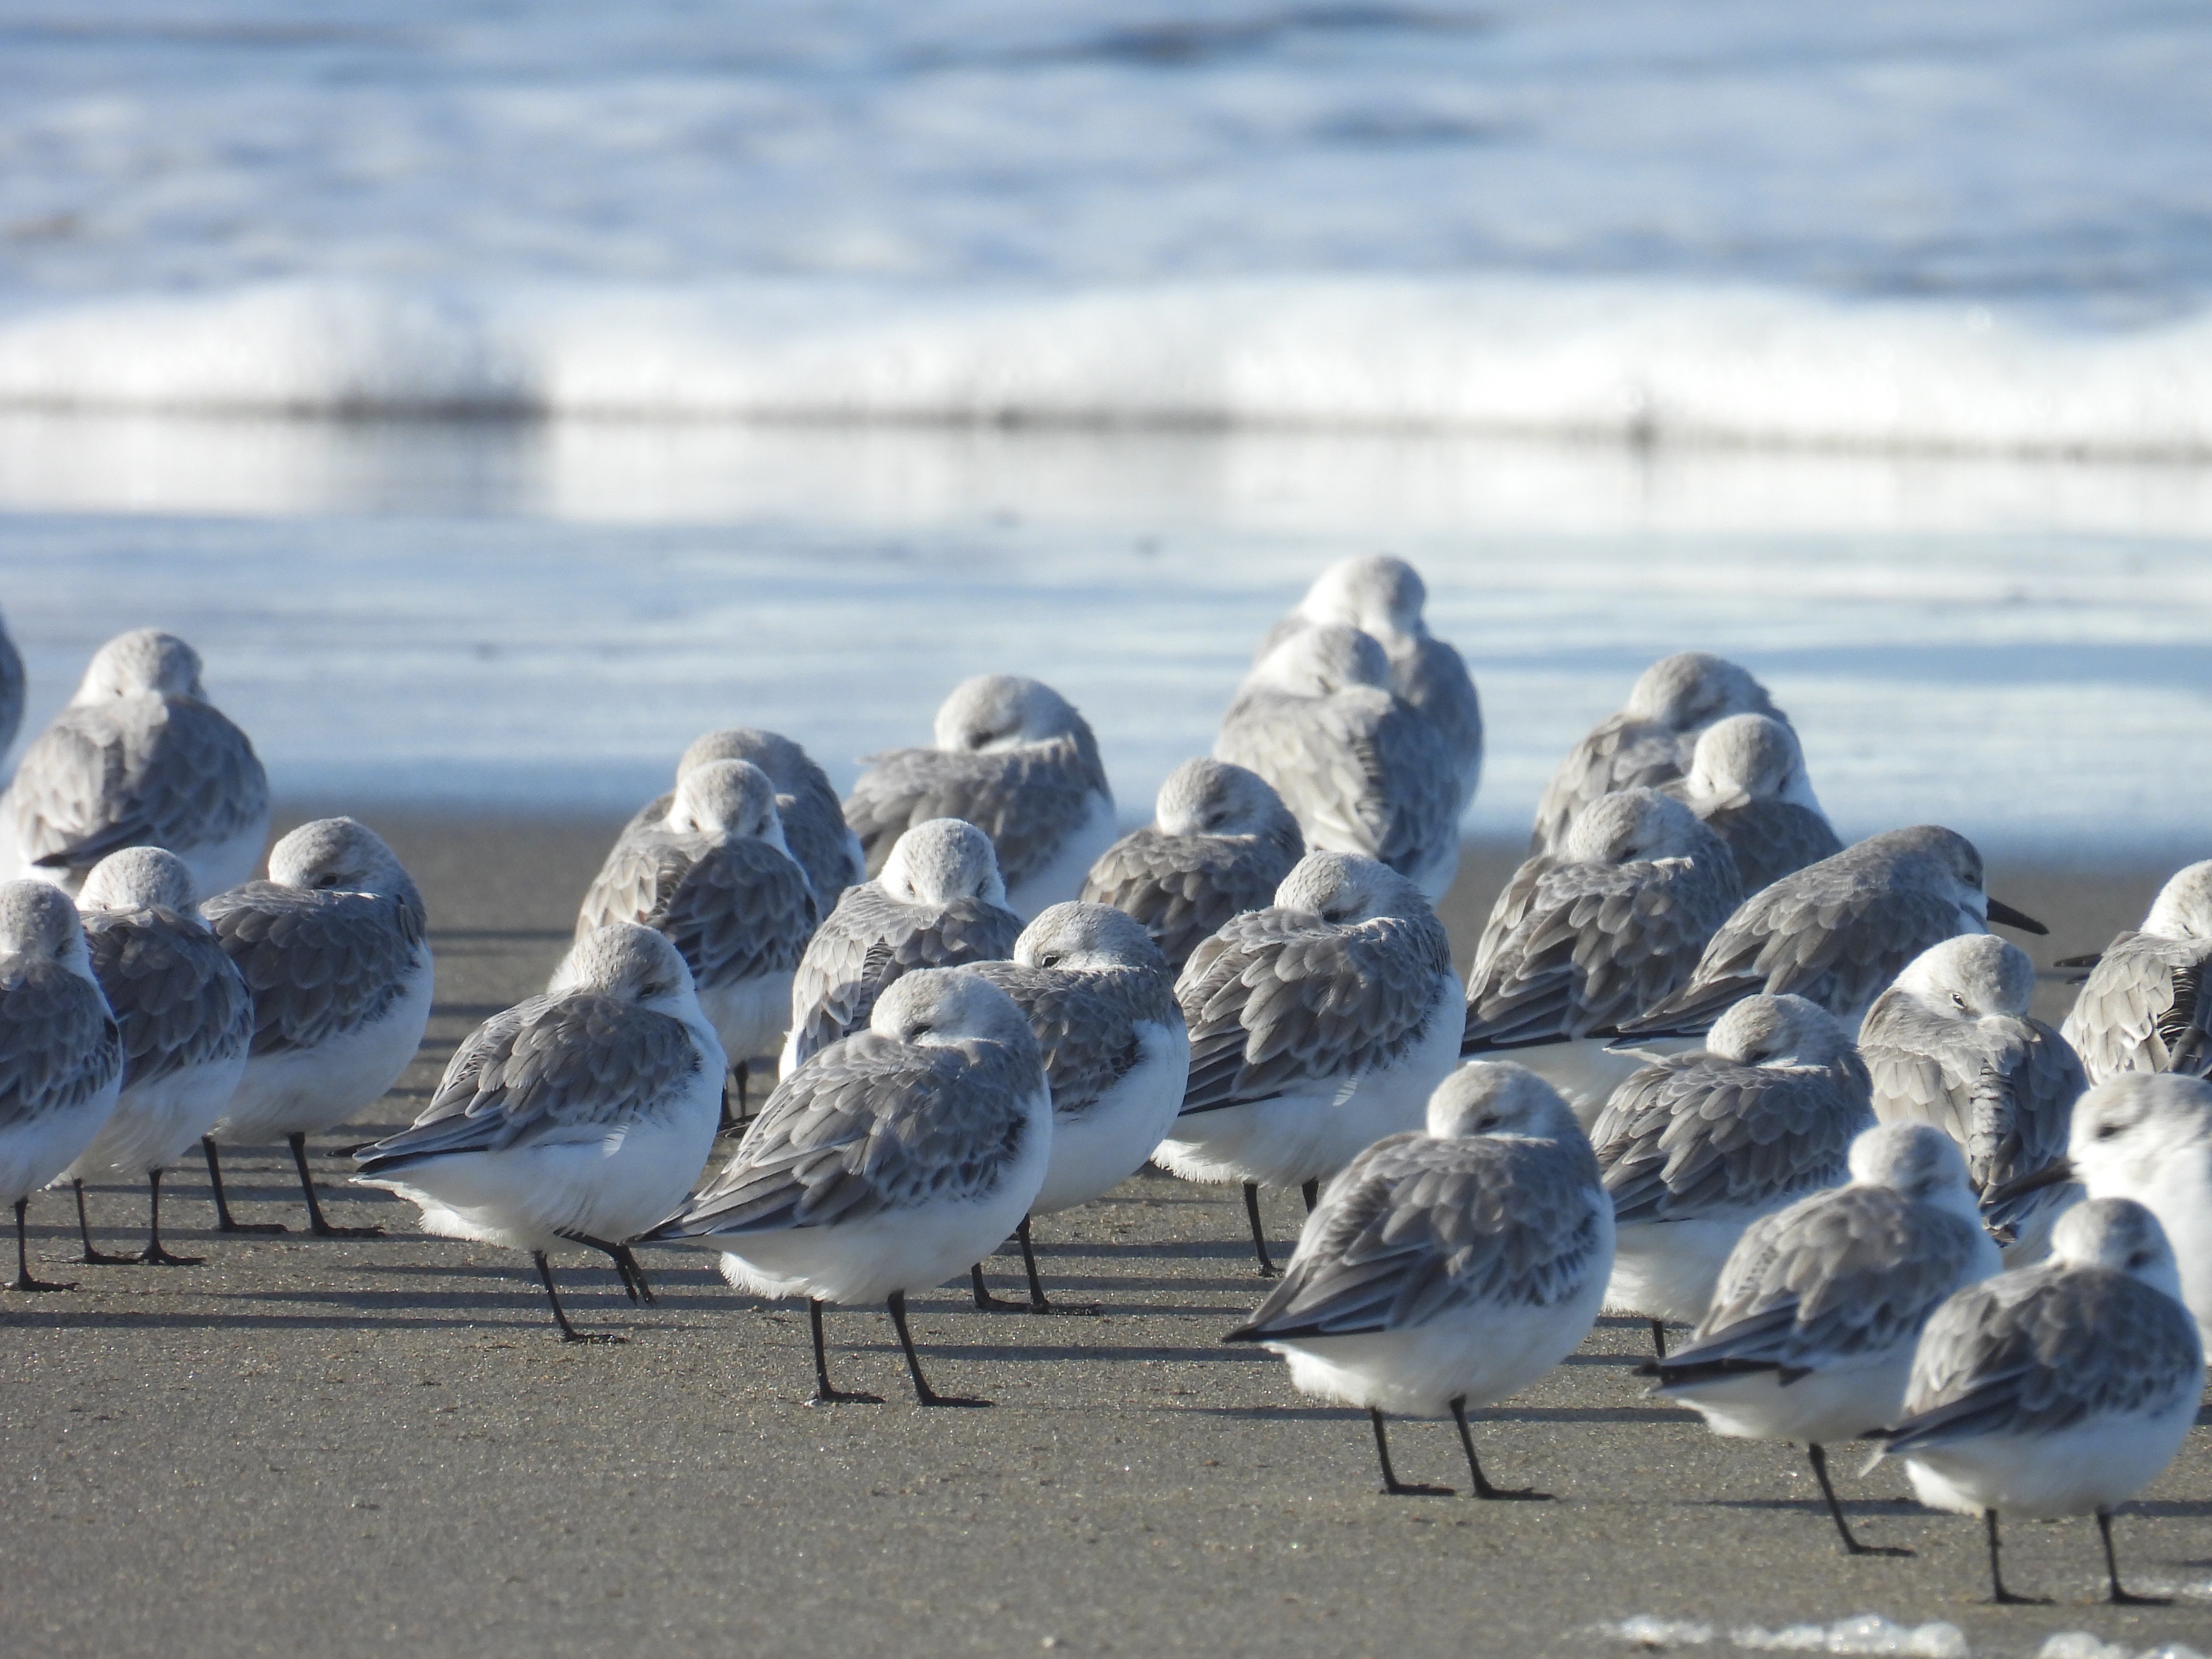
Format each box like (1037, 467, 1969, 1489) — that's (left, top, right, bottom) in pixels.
(59, 848, 252, 1266)
(844, 675, 1115, 924)
(966, 902, 1189, 1313)
(1530, 652, 1785, 856)
(1859, 934, 2085, 1261)
(1990, 1072, 2212, 1355)
(1216, 623, 1461, 902)
(577, 759, 817, 1115)
(200, 817, 433, 1237)
(0, 607, 22, 761)
(0, 881, 121, 1291)
(1612, 827, 2048, 1042)
(1594, 994, 1873, 1351)
(649, 968, 1051, 1408)
(1257, 555, 1484, 812)
(1641, 1123, 1999, 1555)
(2058, 860, 2212, 1085)
(1, 630, 268, 899)
(782, 817, 1021, 1073)
(1663, 713, 1842, 895)
(622, 727, 863, 911)
(1462, 788, 1742, 1123)
(1158, 851, 1463, 1277)
(1869, 1196, 2202, 1605)
(1224, 1062, 1611, 1499)
(355, 924, 725, 1342)
(1079, 758, 1304, 973)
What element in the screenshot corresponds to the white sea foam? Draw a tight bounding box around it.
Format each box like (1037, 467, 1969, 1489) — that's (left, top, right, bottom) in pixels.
(2039, 1636, 2206, 1659)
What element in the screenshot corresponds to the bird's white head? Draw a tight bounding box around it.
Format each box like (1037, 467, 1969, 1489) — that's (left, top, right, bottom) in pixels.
(1427, 1061, 1583, 1144)
(267, 817, 417, 903)
(2067, 1073, 2212, 1192)
(79, 846, 197, 913)
(1622, 651, 1779, 730)
(1013, 902, 1166, 977)
(933, 674, 1085, 754)
(1246, 623, 1392, 701)
(871, 967, 1040, 1065)
(1893, 933, 2035, 1021)
(676, 726, 808, 793)
(1153, 757, 1297, 843)
(0, 879, 95, 980)
(1846, 1121, 1976, 1212)
(1273, 850, 1423, 927)
(2050, 1196, 2186, 1304)
(1295, 554, 1429, 643)
(2143, 860, 2212, 940)
(550, 921, 698, 1016)
(72, 628, 205, 705)
(666, 758, 786, 848)
(1707, 993, 1854, 1070)
(879, 818, 1008, 909)
(1679, 713, 1810, 809)
(1562, 787, 1714, 866)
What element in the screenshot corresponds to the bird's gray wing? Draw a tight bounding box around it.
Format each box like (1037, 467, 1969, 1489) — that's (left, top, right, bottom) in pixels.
(1886, 1269, 2203, 1451)
(1228, 1134, 1608, 1338)
(1177, 907, 1454, 1115)
(1594, 1052, 1871, 1224)
(779, 786, 863, 905)
(659, 1035, 1039, 1235)
(968, 962, 1175, 1119)
(1400, 637, 1483, 801)
(84, 909, 252, 1090)
(787, 890, 1021, 1066)
(2061, 932, 2212, 1083)
(574, 823, 678, 940)
(1463, 854, 1740, 1051)
(0, 960, 122, 1131)
(14, 698, 266, 873)
(1529, 715, 1683, 855)
(202, 883, 426, 1054)
(657, 840, 819, 990)
(845, 737, 1102, 890)
(1966, 1018, 2087, 1238)
(1861, 993, 1977, 1146)
(1080, 829, 1299, 972)
(1656, 1189, 1984, 1376)
(1700, 800, 1844, 896)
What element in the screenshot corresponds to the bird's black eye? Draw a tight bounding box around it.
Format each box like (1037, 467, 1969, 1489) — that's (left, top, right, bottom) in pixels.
(2128, 1250, 2154, 1270)
(2096, 1121, 2121, 1140)
(1036, 952, 1060, 969)
(1475, 1115, 1500, 1132)
(1950, 991, 1968, 1011)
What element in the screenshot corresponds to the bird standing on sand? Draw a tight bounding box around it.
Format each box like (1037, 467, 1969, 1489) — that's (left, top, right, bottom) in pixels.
(619, 727, 862, 910)
(1530, 652, 1786, 857)
(966, 902, 1188, 1313)
(1224, 1063, 1611, 1500)
(650, 969, 1051, 1408)
(355, 924, 724, 1342)
(1158, 851, 1462, 1277)
(1593, 994, 1873, 1350)
(1215, 624, 1461, 902)
(1869, 1197, 2201, 1606)
(200, 817, 432, 1236)
(1, 629, 268, 899)
(1640, 1123, 1999, 1556)
(844, 675, 1114, 924)
(2058, 859, 2212, 1085)
(1080, 757, 1303, 974)
(59, 848, 252, 1265)
(0, 881, 121, 1291)
(1662, 713, 1841, 895)
(1859, 934, 2084, 1262)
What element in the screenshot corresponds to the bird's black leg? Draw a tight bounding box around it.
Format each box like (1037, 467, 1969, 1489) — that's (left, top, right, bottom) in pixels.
(613, 1245, 655, 1306)
(806, 1298, 881, 1405)
(718, 1068, 737, 1134)
(533, 1251, 621, 1344)
(560, 1232, 652, 1305)
(1301, 1178, 1320, 1212)
(1019, 1215, 1096, 1316)
(290, 1133, 380, 1238)
(1370, 1408, 1453, 1496)
(202, 1137, 285, 1234)
(2096, 1508, 2168, 1605)
(969, 1257, 1028, 1311)
(1649, 1319, 1668, 1359)
(1449, 1395, 1547, 1500)
(9, 1197, 72, 1292)
(141, 1170, 203, 1265)
(1807, 1443, 1906, 1556)
(1984, 1510, 2048, 1605)
(1243, 1182, 1279, 1278)
(888, 1289, 988, 1407)
(71, 1179, 134, 1265)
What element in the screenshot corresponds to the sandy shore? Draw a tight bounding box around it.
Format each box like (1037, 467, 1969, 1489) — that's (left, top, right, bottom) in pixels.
(3, 811, 2204, 1659)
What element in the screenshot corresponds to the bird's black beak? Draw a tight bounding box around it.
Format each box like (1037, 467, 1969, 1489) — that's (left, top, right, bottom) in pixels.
(1985, 897, 2048, 936)
(1985, 1157, 2074, 1207)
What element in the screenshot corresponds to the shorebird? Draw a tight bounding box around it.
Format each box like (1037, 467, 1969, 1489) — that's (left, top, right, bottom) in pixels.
(1461, 788, 1742, 1123)
(1859, 934, 2085, 1261)
(844, 675, 1115, 924)
(577, 759, 817, 1112)
(200, 817, 433, 1236)
(0, 881, 122, 1291)
(1869, 1197, 2202, 1605)
(1662, 713, 1841, 895)
(1611, 826, 2047, 1042)
(966, 902, 1189, 1312)
(1, 629, 268, 899)
(1640, 1123, 1999, 1555)
(1224, 1063, 1611, 1500)
(649, 968, 1052, 1407)
(782, 817, 1020, 1073)
(1530, 652, 1786, 856)
(1593, 994, 1873, 1352)
(1159, 851, 1463, 1277)
(1216, 623, 1461, 902)
(59, 848, 252, 1265)
(2058, 860, 2212, 1085)
(1079, 757, 1304, 973)
(1258, 555, 1484, 812)
(619, 727, 863, 911)
(1987, 1072, 2212, 1356)
(355, 923, 725, 1341)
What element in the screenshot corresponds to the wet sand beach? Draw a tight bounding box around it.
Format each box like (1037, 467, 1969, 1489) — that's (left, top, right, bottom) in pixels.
(4, 812, 2205, 1659)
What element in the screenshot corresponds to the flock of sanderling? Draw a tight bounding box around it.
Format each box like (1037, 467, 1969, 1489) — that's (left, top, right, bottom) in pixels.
(0, 558, 2207, 1611)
